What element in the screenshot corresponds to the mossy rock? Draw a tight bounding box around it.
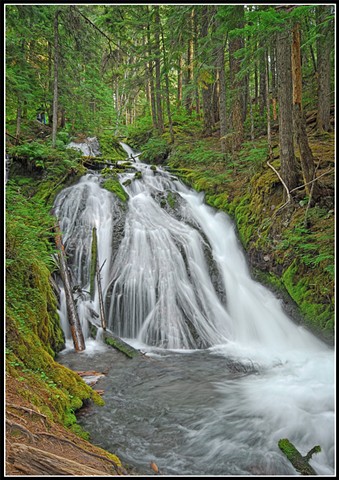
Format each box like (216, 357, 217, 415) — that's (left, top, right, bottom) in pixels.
(102, 178, 128, 202)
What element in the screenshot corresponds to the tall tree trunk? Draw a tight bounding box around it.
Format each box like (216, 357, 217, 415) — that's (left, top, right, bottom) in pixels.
(270, 38, 278, 121)
(254, 59, 259, 105)
(193, 9, 200, 116)
(265, 52, 273, 159)
(177, 55, 183, 106)
(146, 13, 157, 131)
(228, 5, 244, 152)
(316, 5, 333, 133)
(259, 41, 266, 116)
(276, 27, 299, 194)
(218, 38, 227, 154)
(291, 22, 319, 198)
(160, 25, 174, 143)
(154, 6, 164, 133)
(200, 6, 214, 136)
(52, 10, 60, 147)
(185, 8, 195, 114)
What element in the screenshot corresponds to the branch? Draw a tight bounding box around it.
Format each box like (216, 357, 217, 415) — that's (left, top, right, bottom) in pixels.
(267, 160, 291, 214)
(289, 167, 334, 193)
(70, 5, 129, 56)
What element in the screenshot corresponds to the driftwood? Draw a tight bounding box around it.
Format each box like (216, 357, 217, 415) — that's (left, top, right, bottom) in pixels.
(7, 443, 113, 476)
(278, 438, 320, 475)
(55, 224, 86, 351)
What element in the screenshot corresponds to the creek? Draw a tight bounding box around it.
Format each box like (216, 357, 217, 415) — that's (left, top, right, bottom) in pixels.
(55, 141, 334, 476)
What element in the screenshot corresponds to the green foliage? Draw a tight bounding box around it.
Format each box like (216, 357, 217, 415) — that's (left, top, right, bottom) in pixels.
(141, 136, 171, 164)
(126, 116, 154, 149)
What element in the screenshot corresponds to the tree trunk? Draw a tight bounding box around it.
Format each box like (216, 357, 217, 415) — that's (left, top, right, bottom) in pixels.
(270, 38, 278, 121)
(55, 225, 85, 352)
(160, 25, 174, 143)
(316, 5, 333, 132)
(200, 6, 214, 136)
(52, 10, 59, 147)
(291, 22, 319, 197)
(259, 41, 267, 116)
(228, 5, 245, 152)
(276, 27, 299, 193)
(154, 6, 164, 133)
(177, 55, 183, 106)
(218, 38, 228, 154)
(146, 12, 157, 131)
(185, 9, 194, 115)
(265, 52, 273, 159)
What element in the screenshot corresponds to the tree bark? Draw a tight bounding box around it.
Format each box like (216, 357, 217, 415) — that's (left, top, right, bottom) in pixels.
(200, 5, 214, 136)
(276, 27, 299, 193)
(291, 22, 319, 197)
(55, 225, 85, 351)
(228, 5, 245, 152)
(259, 40, 267, 116)
(161, 25, 174, 143)
(218, 37, 228, 154)
(146, 11, 158, 131)
(154, 6, 164, 133)
(177, 55, 183, 106)
(316, 5, 333, 132)
(8, 443, 113, 476)
(265, 51, 273, 159)
(52, 10, 60, 147)
(185, 8, 195, 115)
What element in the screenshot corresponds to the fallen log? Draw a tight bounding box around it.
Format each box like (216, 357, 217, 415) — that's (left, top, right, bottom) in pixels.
(88, 317, 140, 358)
(55, 224, 86, 351)
(278, 438, 320, 475)
(8, 443, 113, 476)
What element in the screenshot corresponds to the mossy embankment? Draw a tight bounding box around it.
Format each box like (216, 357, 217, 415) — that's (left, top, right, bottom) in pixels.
(5, 124, 128, 474)
(127, 124, 334, 344)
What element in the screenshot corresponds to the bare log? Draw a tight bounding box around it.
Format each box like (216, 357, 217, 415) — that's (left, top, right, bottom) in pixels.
(90, 227, 107, 330)
(278, 438, 320, 475)
(7, 443, 113, 476)
(55, 224, 86, 351)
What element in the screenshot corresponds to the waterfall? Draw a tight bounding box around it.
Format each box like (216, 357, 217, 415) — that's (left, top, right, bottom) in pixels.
(54, 143, 328, 354)
(66, 136, 101, 157)
(54, 143, 334, 476)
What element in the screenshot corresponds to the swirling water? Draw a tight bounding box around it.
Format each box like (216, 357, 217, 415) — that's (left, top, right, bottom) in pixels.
(55, 145, 334, 476)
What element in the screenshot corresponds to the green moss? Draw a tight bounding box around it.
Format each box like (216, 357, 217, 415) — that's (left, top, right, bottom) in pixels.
(102, 178, 128, 202)
(278, 438, 319, 475)
(104, 337, 139, 358)
(166, 192, 176, 209)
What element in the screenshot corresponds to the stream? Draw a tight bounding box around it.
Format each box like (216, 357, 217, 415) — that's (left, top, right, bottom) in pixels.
(55, 141, 334, 476)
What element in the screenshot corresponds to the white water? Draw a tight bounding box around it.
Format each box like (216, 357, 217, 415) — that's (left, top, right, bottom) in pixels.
(54, 143, 334, 476)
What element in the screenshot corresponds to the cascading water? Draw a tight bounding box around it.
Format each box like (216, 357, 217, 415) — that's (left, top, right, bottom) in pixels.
(55, 143, 334, 476)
